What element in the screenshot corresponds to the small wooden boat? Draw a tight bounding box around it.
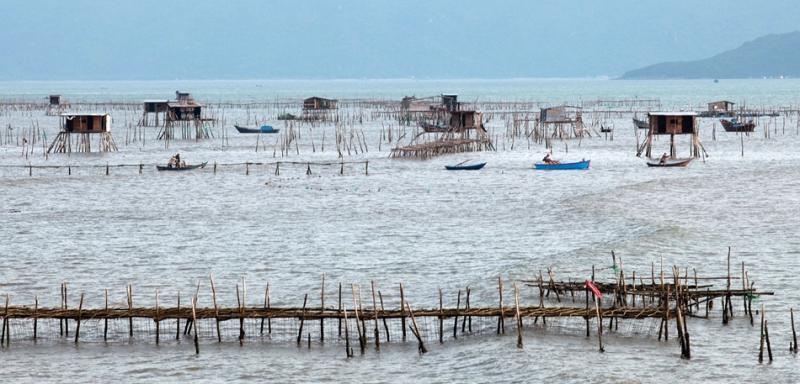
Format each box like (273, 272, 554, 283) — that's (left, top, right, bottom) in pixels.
(420, 121, 448, 133)
(445, 161, 486, 171)
(633, 118, 649, 130)
(156, 161, 208, 171)
(646, 158, 693, 167)
(720, 119, 755, 133)
(234, 125, 280, 134)
(534, 160, 590, 170)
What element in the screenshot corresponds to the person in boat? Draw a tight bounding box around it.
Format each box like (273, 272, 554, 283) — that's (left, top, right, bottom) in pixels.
(659, 152, 669, 164)
(542, 152, 560, 164)
(175, 153, 182, 168)
(167, 154, 177, 168)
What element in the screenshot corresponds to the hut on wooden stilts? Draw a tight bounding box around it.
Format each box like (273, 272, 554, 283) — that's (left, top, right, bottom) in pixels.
(47, 113, 118, 154)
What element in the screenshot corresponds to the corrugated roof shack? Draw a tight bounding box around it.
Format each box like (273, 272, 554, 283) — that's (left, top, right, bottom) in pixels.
(167, 91, 203, 122)
(156, 91, 215, 140)
(449, 110, 483, 131)
(303, 97, 337, 111)
(47, 113, 118, 153)
(708, 100, 734, 113)
(142, 100, 169, 126)
(536, 105, 589, 141)
(700, 100, 736, 117)
(637, 112, 704, 159)
(46, 95, 67, 115)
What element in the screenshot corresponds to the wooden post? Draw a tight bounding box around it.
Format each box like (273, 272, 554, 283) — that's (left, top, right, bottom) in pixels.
(33, 296, 38, 341)
(462, 287, 472, 333)
(453, 289, 461, 339)
(176, 291, 181, 340)
(237, 281, 245, 345)
(260, 284, 267, 335)
(210, 276, 221, 342)
(400, 283, 406, 341)
(267, 283, 272, 334)
(759, 304, 765, 363)
(664, 285, 670, 340)
(155, 289, 160, 345)
(320, 274, 325, 342)
(765, 319, 773, 362)
(585, 276, 590, 337)
(498, 277, 505, 334)
(1, 294, 8, 347)
(337, 282, 342, 338)
(791, 308, 797, 354)
(514, 283, 523, 349)
(74, 293, 84, 343)
(741, 261, 747, 314)
(127, 284, 133, 338)
(378, 290, 389, 342)
(438, 288, 444, 343)
(102, 289, 108, 341)
(405, 302, 427, 353)
(343, 305, 353, 358)
(297, 293, 308, 345)
(351, 285, 364, 354)
(191, 295, 199, 355)
(62, 283, 69, 337)
(370, 281, 380, 350)
(594, 296, 604, 352)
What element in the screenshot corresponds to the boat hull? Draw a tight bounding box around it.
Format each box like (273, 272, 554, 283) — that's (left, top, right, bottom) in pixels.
(720, 119, 755, 133)
(445, 162, 486, 171)
(534, 160, 590, 170)
(156, 161, 208, 171)
(646, 158, 693, 167)
(633, 118, 649, 130)
(234, 125, 280, 134)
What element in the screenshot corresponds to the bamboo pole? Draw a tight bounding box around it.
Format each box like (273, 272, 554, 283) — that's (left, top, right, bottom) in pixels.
(320, 274, 325, 342)
(405, 301, 427, 353)
(176, 291, 180, 340)
(155, 289, 160, 345)
(210, 276, 221, 342)
(370, 281, 380, 350)
(191, 295, 199, 355)
(791, 308, 797, 354)
(297, 293, 308, 345)
(514, 283, 523, 349)
(400, 283, 406, 341)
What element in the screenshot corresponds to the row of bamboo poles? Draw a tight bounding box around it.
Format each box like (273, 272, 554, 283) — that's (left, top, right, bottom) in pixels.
(0, 252, 789, 362)
(2, 98, 800, 160)
(0, 160, 370, 177)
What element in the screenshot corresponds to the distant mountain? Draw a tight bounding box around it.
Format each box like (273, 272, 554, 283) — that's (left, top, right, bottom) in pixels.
(620, 31, 800, 79)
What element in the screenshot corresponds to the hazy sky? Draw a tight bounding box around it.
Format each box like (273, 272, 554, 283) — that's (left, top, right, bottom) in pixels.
(2, 0, 798, 80)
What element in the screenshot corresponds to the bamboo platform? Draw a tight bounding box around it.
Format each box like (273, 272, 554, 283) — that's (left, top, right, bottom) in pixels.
(390, 138, 493, 159)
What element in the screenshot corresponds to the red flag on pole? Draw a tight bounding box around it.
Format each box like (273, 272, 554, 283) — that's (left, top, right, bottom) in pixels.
(585, 280, 602, 298)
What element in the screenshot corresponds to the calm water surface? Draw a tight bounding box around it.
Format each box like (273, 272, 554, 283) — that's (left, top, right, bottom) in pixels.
(1, 79, 799, 383)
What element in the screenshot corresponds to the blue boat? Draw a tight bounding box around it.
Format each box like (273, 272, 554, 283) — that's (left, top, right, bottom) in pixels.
(534, 160, 590, 170)
(234, 124, 280, 134)
(445, 162, 486, 171)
